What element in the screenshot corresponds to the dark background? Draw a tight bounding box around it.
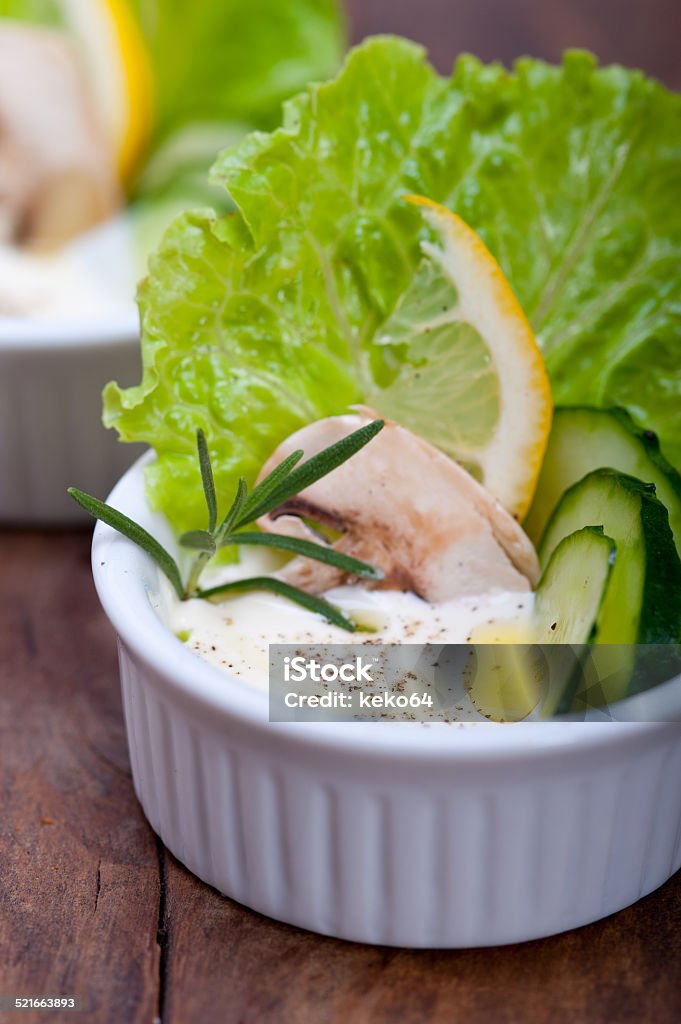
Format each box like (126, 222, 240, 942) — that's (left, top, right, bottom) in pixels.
(347, 0, 681, 89)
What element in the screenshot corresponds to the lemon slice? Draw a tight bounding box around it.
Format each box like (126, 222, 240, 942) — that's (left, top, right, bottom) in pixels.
(57, 0, 153, 182)
(367, 195, 552, 520)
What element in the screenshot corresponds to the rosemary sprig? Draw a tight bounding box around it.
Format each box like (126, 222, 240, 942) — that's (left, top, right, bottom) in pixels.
(197, 428, 217, 533)
(68, 487, 186, 600)
(220, 531, 381, 579)
(68, 419, 384, 631)
(196, 577, 358, 632)
(235, 419, 383, 528)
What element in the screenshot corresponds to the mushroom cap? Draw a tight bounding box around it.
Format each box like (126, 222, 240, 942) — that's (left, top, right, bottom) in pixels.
(0, 24, 120, 250)
(256, 411, 539, 602)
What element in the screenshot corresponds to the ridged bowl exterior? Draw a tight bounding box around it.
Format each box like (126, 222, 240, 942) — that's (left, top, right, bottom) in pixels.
(94, 456, 681, 947)
(0, 318, 143, 523)
(117, 642, 681, 947)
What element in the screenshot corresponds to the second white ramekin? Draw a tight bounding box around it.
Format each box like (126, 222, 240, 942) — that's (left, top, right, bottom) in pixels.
(0, 312, 144, 523)
(92, 455, 681, 947)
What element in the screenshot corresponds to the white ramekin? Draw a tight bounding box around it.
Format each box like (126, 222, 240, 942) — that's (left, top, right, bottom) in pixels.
(0, 312, 143, 523)
(91, 454, 681, 948)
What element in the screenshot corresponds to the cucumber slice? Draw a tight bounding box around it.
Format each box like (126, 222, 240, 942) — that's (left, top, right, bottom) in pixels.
(540, 469, 681, 647)
(533, 526, 616, 717)
(534, 526, 616, 644)
(524, 407, 681, 552)
(466, 645, 547, 723)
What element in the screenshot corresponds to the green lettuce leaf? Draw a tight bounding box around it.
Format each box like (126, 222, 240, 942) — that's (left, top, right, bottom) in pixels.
(129, 0, 345, 212)
(104, 36, 681, 533)
(130, 0, 345, 139)
(128, 0, 346, 240)
(0, 0, 63, 26)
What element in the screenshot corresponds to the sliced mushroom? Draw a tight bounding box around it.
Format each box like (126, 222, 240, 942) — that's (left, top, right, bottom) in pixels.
(0, 24, 120, 250)
(256, 411, 540, 602)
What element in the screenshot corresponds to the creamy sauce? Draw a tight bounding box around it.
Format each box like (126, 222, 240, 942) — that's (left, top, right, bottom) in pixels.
(0, 215, 138, 319)
(162, 548, 534, 694)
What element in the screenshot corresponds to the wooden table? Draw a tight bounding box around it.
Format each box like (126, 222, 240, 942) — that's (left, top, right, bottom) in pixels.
(2, 2, 680, 1021)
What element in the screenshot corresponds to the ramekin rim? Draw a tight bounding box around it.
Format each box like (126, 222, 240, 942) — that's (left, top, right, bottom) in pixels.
(0, 308, 139, 351)
(91, 452, 681, 760)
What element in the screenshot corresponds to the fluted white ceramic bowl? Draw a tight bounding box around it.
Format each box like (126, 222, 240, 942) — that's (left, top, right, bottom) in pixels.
(0, 311, 144, 523)
(91, 454, 681, 947)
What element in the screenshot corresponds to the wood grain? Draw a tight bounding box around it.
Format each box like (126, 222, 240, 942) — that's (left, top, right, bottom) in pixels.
(160, 850, 681, 1024)
(0, 531, 159, 1024)
(0, 530, 679, 1023)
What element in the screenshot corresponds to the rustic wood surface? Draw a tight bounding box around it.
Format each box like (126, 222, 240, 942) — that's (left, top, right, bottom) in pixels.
(1, 531, 681, 1024)
(2, 2, 681, 1022)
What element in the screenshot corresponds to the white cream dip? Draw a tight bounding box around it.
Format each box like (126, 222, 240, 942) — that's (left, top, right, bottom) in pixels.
(161, 548, 534, 694)
(0, 215, 138, 319)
